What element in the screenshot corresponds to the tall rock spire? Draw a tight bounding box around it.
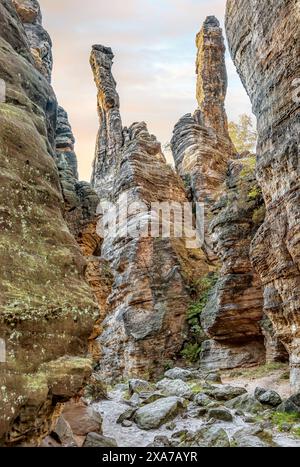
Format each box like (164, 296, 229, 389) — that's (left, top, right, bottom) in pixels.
(196, 16, 230, 138)
(90, 45, 210, 381)
(90, 45, 123, 197)
(171, 16, 235, 262)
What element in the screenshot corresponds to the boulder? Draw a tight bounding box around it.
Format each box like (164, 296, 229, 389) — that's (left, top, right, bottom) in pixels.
(194, 393, 214, 407)
(156, 379, 193, 400)
(164, 368, 196, 381)
(62, 401, 102, 437)
(277, 394, 300, 414)
(204, 385, 247, 401)
(128, 379, 154, 396)
(208, 408, 233, 422)
(134, 397, 185, 430)
(254, 387, 282, 407)
(83, 433, 118, 448)
(225, 394, 265, 414)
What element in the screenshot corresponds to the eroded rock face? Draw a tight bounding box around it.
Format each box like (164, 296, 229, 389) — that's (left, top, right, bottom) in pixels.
(90, 45, 210, 381)
(226, 0, 300, 391)
(13, 0, 52, 81)
(0, 0, 98, 445)
(200, 157, 266, 368)
(171, 16, 235, 260)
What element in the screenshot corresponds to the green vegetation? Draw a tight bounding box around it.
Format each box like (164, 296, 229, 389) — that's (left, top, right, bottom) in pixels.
(293, 427, 300, 438)
(182, 273, 219, 364)
(272, 412, 300, 432)
(181, 343, 201, 363)
(228, 114, 257, 153)
(240, 156, 256, 178)
(187, 273, 219, 327)
(252, 205, 266, 225)
(248, 185, 262, 201)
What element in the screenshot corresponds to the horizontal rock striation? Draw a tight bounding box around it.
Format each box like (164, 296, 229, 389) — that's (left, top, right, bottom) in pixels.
(226, 0, 300, 391)
(0, 0, 98, 445)
(90, 45, 210, 381)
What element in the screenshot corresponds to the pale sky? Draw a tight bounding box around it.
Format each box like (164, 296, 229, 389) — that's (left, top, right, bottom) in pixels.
(39, 0, 253, 181)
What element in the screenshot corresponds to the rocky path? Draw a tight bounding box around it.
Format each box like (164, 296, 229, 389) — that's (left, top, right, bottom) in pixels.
(92, 366, 300, 448)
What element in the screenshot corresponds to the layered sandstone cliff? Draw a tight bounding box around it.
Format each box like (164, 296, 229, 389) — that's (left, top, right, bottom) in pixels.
(226, 0, 300, 391)
(0, 0, 98, 445)
(90, 45, 210, 381)
(171, 16, 235, 261)
(200, 157, 266, 369)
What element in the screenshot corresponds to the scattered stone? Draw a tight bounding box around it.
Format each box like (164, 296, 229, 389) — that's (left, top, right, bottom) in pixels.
(52, 415, 78, 447)
(254, 387, 282, 407)
(128, 379, 154, 396)
(171, 430, 189, 440)
(115, 383, 128, 392)
(128, 393, 141, 407)
(277, 394, 300, 414)
(183, 426, 230, 447)
(83, 433, 118, 448)
(205, 372, 222, 384)
(148, 436, 172, 447)
(62, 401, 102, 437)
(232, 427, 276, 448)
(225, 394, 265, 414)
(121, 420, 133, 428)
(208, 408, 233, 422)
(142, 393, 166, 405)
(187, 403, 207, 418)
(244, 415, 256, 424)
(164, 368, 195, 381)
(165, 422, 176, 431)
(156, 378, 193, 400)
(134, 397, 185, 430)
(116, 408, 136, 424)
(204, 385, 247, 401)
(194, 393, 214, 407)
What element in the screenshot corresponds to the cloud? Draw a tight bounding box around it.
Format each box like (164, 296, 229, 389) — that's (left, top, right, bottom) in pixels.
(39, 0, 252, 181)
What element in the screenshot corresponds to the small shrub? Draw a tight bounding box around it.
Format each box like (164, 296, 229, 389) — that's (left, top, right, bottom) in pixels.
(252, 205, 266, 224)
(181, 343, 201, 363)
(187, 273, 218, 326)
(248, 185, 262, 201)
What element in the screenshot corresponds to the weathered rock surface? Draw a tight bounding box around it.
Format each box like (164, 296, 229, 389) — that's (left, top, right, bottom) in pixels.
(200, 339, 265, 371)
(171, 16, 235, 260)
(83, 432, 118, 447)
(226, 0, 300, 391)
(225, 394, 265, 414)
(200, 158, 266, 368)
(278, 393, 300, 414)
(156, 378, 193, 399)
(13, 0, 52, 81)
(203, 384, 247, 402)
(254, 387, 282, 407)
(134, 397, 185, 430)
(0, 0, 98, 445)
(90, 44, 210, 380)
